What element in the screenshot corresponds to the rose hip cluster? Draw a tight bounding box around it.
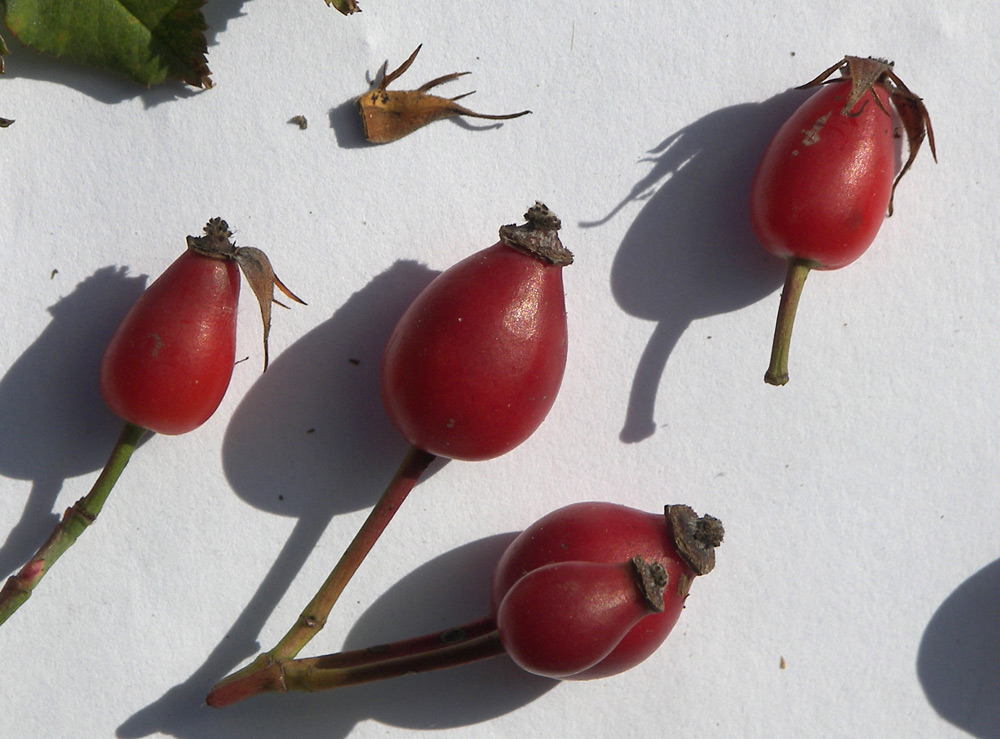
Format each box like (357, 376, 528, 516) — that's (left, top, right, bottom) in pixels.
(203, 204, 724, 706)
(1, 52, 936, 723)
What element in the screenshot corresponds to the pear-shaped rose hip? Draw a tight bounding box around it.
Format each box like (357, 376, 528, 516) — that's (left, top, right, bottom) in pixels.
(381, 202, 571, 460)
(0, 219, 303, 627)
(750, 56, 935, 385)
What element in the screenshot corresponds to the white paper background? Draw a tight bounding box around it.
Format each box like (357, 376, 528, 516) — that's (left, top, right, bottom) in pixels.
(2, 2, 998, 738)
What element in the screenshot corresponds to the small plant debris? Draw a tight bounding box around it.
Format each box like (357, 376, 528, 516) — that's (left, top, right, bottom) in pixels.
(357, 45, 530, 144)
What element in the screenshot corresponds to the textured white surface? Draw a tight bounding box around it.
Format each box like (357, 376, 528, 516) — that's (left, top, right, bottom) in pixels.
(1, 2, 997, 738)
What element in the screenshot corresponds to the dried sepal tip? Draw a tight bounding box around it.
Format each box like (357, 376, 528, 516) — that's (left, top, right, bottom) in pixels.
(498, 202, 574, 266)
(358, 45, 531, 144)
(797, 55, 936, 215)
(186, 218, 306, 372)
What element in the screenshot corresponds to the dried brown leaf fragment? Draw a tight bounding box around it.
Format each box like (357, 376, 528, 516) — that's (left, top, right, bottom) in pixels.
(357, 45, 531, 144)
(327, 0, 361, 14)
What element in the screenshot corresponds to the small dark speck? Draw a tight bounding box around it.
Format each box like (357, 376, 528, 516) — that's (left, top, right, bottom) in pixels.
(50, 268, 59, 279)
(348, 358, 361, 365)
(706, 335, 712, 340)
(289, 115, 308, 130)
(306, 428, 316, 434)
(790, 51, 796, 57)
(278, 495, 284, 501)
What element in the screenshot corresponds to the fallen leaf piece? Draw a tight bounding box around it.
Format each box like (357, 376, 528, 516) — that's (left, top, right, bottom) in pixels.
(2, 0, 212, 88)
(0, 118, 13, 128)
(327, 0, 361, 13)
(358, 45, 531, 144)
(288, 115, 308, 129)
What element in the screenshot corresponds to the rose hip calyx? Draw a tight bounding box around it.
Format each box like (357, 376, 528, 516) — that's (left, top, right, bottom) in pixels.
(498, 202, 574, 266)
(666, 504, 725, 576)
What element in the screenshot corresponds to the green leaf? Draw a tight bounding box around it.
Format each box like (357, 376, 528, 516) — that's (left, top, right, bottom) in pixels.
(3, 0, 211, 88)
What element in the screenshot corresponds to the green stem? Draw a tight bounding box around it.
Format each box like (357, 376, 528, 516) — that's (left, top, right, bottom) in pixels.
(765, 259, 812, 386)
(207, 616, 503, 707)
(0, 421, 147, 626)
(208, 444, 437, 699)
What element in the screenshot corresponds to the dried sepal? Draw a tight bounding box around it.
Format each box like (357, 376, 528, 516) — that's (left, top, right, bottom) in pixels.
(0, 118, 13, 128)
(186, 218, 306, 372)
(326, 0, 361, 14)
(886, 83, 936, 215)
(498, 202, 574, 266)
(664, 504, 725, 577)
(797, 55, 936, 215)
(630, 555, 669, 613)
(358, 44, 531, 144)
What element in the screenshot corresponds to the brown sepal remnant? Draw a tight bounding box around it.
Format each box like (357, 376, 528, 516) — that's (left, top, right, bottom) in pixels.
(358, 45, 531, 144)
(630, 555, 670, 613)
(664, 504, 725, 577)
(797, 56, 936, 215)
(327, 0, 361, 14)
(498, 202, 574, 267)
(186, 218, 306, 371)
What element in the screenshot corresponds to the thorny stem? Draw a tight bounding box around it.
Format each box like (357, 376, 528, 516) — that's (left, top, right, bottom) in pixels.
(765, 259, 812, 386)
(0, 422, 148, 626)
(207, 617, 502, 707)
(208, 445, 437, 696)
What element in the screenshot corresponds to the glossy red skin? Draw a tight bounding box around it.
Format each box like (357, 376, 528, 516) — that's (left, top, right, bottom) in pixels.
(491, 502, 693, 679)
(496, 560, 655, 678)
(100, 250, 240, 435)
(380, 242, 567, 461)
(749, 80, 895, 270)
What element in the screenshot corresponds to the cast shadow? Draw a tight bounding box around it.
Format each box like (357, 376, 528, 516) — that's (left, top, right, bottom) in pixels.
(330, 96, 369, 149)
(118, 259, 449, 738)
(0, 266, 148, 578)
(2, 0, 249, 106)
(126, 533, 555, 739)
(581, 91, 809, 442)
(917, 558, 1000, 738)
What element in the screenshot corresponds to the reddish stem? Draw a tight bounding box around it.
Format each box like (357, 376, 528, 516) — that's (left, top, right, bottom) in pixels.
(206, 616, 503, 708)
(271, 444, 437, 659)
(207, 445, 436, 701)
